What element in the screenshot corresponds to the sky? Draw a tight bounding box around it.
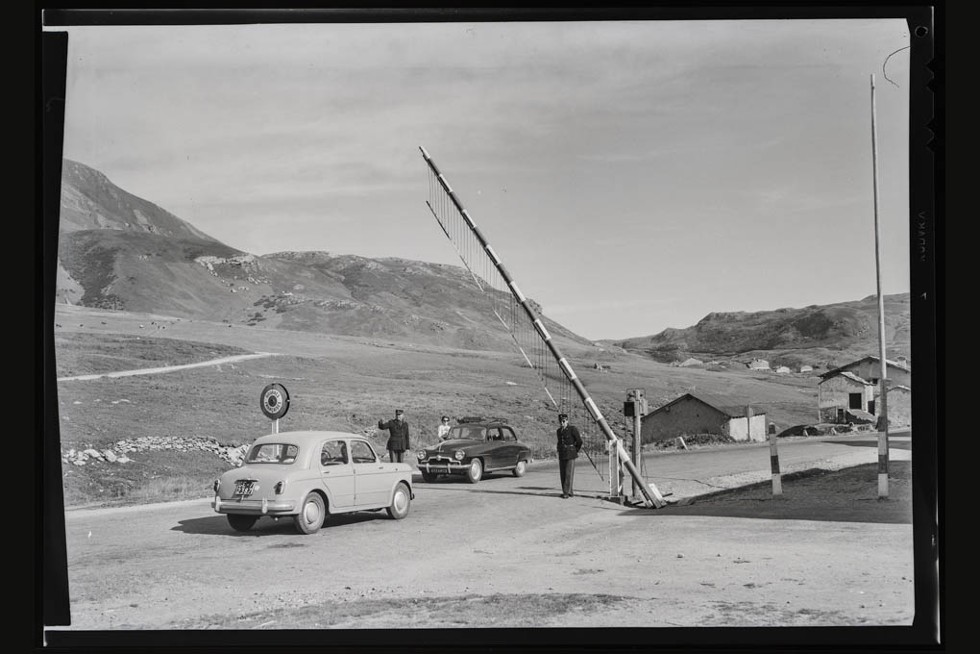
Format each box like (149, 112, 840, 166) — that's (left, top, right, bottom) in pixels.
(47, 17, 913, 341)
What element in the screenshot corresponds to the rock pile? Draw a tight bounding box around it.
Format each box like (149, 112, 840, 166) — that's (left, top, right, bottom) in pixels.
(62, 436, 249, 467)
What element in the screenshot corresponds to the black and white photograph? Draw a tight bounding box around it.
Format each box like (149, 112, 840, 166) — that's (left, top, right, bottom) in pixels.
(39, 5, 939, 649)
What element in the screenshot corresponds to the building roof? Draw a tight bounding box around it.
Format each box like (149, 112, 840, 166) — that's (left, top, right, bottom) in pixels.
(818, 370, 873, 386)
(819, 355, 911, 379)
(644, 392, 765, 420)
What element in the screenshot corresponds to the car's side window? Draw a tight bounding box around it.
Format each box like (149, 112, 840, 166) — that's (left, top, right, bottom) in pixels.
(502, 427, 515, 441)
(350, 440, 377, 464)
(281, 444, 299, 462)
(320, 441, 348, 466)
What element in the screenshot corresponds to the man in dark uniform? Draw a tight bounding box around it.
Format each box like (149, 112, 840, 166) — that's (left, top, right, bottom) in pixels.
(378, 409, 411, 462)
(556, 413, 583, 498)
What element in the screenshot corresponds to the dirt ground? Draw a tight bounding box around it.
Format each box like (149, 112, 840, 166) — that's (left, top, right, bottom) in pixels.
(47, 458, 917, 644)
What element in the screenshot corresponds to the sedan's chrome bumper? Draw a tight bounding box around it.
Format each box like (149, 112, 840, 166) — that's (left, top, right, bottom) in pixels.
(417, 461, 469, 473)
(212, 495, 296, 515)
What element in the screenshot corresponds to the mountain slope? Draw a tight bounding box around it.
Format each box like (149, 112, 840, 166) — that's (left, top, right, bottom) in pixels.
(56, 158, 910, 364)
(610, 294, 912, 369)
(56, 160, 592, 352)
(59, 160, 221, 242)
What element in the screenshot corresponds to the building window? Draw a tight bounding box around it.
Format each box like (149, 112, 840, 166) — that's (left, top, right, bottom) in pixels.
(848, 393, 862, 410)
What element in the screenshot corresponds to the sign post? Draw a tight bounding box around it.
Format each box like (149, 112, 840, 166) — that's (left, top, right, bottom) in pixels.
(625, 389, 647, 501)
(260, 383, 290, 434)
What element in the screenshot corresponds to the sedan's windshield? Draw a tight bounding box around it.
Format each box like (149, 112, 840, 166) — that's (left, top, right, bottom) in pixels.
(246, 443, 299, 464)
(448, 426, 486, 440)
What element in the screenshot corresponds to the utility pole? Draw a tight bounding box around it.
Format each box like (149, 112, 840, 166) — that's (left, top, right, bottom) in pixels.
(870, 74, 890, 499)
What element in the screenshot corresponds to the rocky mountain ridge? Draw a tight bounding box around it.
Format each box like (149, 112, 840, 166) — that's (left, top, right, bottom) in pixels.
(57, 159, 911, 366)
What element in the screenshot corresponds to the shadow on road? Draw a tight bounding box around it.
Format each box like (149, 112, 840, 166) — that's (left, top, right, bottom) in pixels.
(825, 439, 911, 451)
(173, 510, 391, 536)
(620, 462, 913, 525)
(412, 483, 566, 499)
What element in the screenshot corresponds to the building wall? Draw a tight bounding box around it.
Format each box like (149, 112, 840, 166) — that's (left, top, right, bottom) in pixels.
(724, 413, 768, 442)
(886, 387, 912, 427)
(818, 376, 874, 423)
(844, 359, 912, 388)
(640, 397, 729, 443)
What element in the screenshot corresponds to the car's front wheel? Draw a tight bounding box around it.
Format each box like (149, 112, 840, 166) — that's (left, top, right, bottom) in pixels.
(227, 514, 257, 532)
(294, 492, 326, 535)
(386, 482, 411, 520)
(512, 460, 527, 477)
(465, 458, 483, 484)
(421, 471, 440, 483)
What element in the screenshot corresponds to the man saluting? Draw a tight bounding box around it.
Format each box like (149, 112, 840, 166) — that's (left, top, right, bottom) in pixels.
(378, 409, 411, 463)
(556, 413, 583, 498)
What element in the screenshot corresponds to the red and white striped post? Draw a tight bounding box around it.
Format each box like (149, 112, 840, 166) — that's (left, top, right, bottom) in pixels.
(769, 428, 782, 496)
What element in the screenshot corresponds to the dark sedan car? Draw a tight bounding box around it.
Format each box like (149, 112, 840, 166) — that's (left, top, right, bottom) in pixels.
(415, 418, 532, 483)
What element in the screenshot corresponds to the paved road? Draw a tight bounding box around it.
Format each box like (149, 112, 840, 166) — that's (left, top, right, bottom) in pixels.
(494, 431, 913, 504)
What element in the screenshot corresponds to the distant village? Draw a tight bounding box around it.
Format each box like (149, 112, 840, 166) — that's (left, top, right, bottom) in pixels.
(639, 355, 912, 444)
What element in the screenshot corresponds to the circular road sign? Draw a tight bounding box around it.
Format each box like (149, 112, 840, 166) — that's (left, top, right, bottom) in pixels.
(260, 383, 290, 420)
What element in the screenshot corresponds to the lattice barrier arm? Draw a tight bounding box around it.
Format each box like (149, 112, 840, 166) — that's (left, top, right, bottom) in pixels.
(421, 146, 665, 508)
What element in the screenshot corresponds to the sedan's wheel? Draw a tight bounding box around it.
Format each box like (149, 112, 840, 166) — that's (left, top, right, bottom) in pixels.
(294, 492, 326, 535)
(386, 482, 412, 520)
(227, 514, 257, 532)
(466, 458, 483, 484)
(421, 471, 440, 483)
(512, 460, 527, 477)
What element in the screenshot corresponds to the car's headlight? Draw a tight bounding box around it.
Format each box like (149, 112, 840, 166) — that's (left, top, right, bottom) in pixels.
(274, 480, 286, 495)
(454, 450, 465, 461)
(416, 450, 427, 460)
(213, 479, 220, 493)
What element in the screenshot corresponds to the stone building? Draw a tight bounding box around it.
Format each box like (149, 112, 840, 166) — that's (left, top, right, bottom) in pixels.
(639, 392, 767, 443)
(817, 371, 876, 423)
(818, 356, 912, 425)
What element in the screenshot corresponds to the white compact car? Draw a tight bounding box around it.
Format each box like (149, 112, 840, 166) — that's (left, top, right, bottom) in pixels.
(212, 430, 414, 534)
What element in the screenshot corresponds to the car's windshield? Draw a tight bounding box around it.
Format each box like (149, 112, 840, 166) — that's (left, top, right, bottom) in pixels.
(448, 426, 486, 440)
(246, 443, 299, 464)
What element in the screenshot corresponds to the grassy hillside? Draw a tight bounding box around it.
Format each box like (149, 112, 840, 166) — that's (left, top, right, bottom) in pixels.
(53, 305, 822, 508)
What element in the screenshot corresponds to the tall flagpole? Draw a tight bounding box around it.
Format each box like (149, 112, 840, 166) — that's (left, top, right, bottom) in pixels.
(870, 73, 890, 499)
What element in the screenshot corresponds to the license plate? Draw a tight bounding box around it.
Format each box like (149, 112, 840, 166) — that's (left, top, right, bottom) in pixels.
(234, 480, 255, 497)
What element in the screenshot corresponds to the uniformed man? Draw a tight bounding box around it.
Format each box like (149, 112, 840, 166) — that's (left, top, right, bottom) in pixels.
(556, 413, 583, 498)
(378, 409, 411, 462)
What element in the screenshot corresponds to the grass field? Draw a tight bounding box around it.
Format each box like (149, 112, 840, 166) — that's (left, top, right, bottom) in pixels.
(52, 305, 824, 508)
